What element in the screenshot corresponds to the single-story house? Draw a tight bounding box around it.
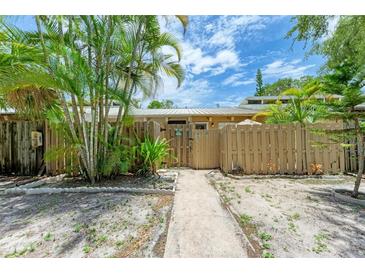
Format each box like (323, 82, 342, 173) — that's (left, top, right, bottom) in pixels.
(0, 95, 346, 129)
(127, 107, 264, 129)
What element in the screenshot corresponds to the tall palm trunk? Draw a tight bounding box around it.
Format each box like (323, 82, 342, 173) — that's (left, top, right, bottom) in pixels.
(113, 19, 144, 146)
(353, 118, 363, 197)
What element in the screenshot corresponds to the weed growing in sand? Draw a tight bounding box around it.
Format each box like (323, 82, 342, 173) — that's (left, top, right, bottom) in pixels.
(43, 232, 53, 241)
(222, 194, 233, 205)
(239, 214, 253, 225)
(116, 240, 124, 249)
(5, 243, 36, 258)
(245, 186, 252, 193)
(95, 235, 108, 246)
(262, 251, 274, 258)
(312, 232, 329, 254)
(259, 231, 274, 257)
(259, 231, 272, 241)
(292, 213, 300, 221)
(73, 223, 83, 233)
(288, 222, 297, 233)
(83, 245, 91, 254)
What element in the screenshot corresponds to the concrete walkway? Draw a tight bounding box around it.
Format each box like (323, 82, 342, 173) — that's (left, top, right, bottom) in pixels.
(164, 169, 247, 257)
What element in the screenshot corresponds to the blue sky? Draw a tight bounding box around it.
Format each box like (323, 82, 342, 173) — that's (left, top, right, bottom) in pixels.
(12, 16, 325, 108)
(156, 16, 325, 108)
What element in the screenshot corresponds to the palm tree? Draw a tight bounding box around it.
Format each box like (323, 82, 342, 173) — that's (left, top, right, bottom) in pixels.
(256, 81, 324, 124)
(255, 80, 325, 173)
(0, 15, 187, 183)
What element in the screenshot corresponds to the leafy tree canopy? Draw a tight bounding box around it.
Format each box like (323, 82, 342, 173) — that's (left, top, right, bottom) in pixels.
(147, 99, 174, 109)
(258, 76, 315, 96)
(255, 69, 264, 96)
(287, 16, 365, 92)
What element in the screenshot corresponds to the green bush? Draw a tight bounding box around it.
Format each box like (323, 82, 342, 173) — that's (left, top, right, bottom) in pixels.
(137, 137, 170, 175)
(100, 143, 136, 177)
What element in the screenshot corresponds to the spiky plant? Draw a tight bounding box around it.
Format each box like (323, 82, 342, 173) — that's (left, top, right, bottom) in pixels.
(137, 137, 170, 175)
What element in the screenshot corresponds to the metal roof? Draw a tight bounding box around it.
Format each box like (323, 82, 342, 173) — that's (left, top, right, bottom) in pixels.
(355, 103, 365, 111)
(128, 107, 257, 117)
(0, 106, 258, 117)
(243, 94, 343, 101)
(238, 104, 273, 111)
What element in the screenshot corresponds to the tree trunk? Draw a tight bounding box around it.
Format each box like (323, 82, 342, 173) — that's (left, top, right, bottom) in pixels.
(301, 123, 308, 174)
(353, 118, 363, 198)
(112, 19, 144, 146)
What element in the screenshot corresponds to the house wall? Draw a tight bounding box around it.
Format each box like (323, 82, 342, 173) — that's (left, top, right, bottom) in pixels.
(133, 114, 266, 129)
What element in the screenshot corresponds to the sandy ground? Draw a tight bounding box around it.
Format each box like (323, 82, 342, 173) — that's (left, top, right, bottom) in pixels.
(0, 192, 172, 258)
(164, 169, 247, 257)
(207, 171, 365, 258)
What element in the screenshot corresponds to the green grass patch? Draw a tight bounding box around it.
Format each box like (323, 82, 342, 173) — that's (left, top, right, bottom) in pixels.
(312, 232, 329, 254)
(83, 245, 91, 254)
(288, 222, 297, 233)
(259, 231, 272, 241)
(43, 232, 53, 241)
(5, 244, 36, 258)
(239, 214, 253, 226)
(262, 251, 274, 258)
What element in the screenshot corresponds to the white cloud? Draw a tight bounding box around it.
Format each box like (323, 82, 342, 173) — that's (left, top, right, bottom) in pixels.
(209, 15, 265, 48)
(262, 59, 315, 79)
(213, 94, 245, 108)
(236, 79, 256, 86)
(148, 77, 214, 108)
(223, 73, 245, 86)
(223, 73, 255, 87)
(182, 44, 240, 76)
(208, 16, 275, 49)
(159, 16, 271, 76)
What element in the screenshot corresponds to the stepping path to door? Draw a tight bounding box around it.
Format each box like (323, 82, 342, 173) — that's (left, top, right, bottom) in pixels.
(164, 169, 248, 257)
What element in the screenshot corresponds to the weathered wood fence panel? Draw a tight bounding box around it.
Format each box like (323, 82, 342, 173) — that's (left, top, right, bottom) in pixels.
(220, 123, 346, 175)
(44, 121, 161, 175)
(0, 121, 44, 175)
(44, 122, 79, 176)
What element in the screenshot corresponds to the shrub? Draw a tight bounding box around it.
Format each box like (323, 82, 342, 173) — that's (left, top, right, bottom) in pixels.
(100, 143, 136, 177)
(137, 137, 170, 175)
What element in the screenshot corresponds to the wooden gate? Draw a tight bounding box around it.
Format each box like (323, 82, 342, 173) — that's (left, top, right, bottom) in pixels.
(164, 126, 220, 169)
(191, 129, 220, 169)
(164, 124, 192, 167)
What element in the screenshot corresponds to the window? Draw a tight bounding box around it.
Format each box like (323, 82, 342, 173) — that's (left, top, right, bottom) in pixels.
(247, 100, 259, 104)
(195, 122, 208, 130)
(168, 120, 186, 125)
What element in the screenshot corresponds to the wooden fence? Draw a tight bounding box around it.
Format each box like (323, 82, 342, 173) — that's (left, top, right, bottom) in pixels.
(220, 123, 346, 174)
(44, 121, 161, 175)
(0, 118, 360, 176)
(0, 121, 44, 175)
